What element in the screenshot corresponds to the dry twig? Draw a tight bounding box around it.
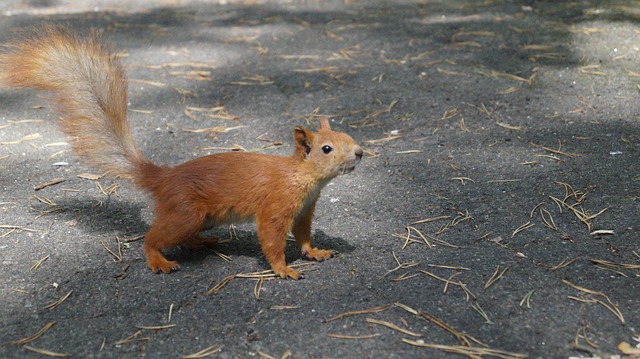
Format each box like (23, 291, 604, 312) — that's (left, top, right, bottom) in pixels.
(365, 318, 422, 337)
(484, 265, 509, 289)
(44, 290, 73, 311)
(323, 304, 392, 323)
(3, 321, 56, 346)
(563, 280, 624, 324)
(402, 340, 527, 359)
(23, 346, 69, 357)
(181, 344, 223, 358)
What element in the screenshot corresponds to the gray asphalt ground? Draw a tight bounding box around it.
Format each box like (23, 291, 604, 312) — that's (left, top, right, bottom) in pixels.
(1, 1, 639, 358)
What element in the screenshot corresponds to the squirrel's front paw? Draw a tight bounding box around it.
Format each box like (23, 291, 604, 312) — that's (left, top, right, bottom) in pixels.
(302, 248, 335, 261)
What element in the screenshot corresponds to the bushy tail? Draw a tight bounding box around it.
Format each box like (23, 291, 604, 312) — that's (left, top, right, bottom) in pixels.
(0, 25, 154, 181)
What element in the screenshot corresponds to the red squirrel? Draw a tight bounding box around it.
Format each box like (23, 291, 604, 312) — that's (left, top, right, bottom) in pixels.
(0, 26, 363, 279)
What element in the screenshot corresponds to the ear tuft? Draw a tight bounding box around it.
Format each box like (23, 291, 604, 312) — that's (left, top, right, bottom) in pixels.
(319, 117, 331, 131)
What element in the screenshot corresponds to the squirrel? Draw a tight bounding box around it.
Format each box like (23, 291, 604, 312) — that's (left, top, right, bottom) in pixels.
(0, 26, 363, 279)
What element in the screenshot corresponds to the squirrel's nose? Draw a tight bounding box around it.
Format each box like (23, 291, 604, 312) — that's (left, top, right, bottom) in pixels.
(355, 147, 363, 160)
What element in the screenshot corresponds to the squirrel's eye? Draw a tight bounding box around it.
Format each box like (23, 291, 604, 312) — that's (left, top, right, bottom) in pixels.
(322, 145, 333, 154)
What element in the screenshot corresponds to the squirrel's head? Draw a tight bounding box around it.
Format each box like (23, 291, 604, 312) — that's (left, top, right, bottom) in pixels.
(293, 117, 363, 180)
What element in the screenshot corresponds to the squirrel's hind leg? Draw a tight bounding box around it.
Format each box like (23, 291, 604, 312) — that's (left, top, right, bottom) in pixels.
(143, 209, 205, 273)
(143, 242, 180, 273)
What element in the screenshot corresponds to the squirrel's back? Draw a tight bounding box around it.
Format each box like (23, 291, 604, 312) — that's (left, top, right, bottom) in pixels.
(0, 26, 151, 181)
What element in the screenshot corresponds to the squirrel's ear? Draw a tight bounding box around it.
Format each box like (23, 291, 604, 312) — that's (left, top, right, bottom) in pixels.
(294, 126, 314, 156)
(319, 117, 331, 131)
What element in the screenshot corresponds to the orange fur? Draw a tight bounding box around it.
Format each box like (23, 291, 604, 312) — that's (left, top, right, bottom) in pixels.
(0, 26, 363, 279)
